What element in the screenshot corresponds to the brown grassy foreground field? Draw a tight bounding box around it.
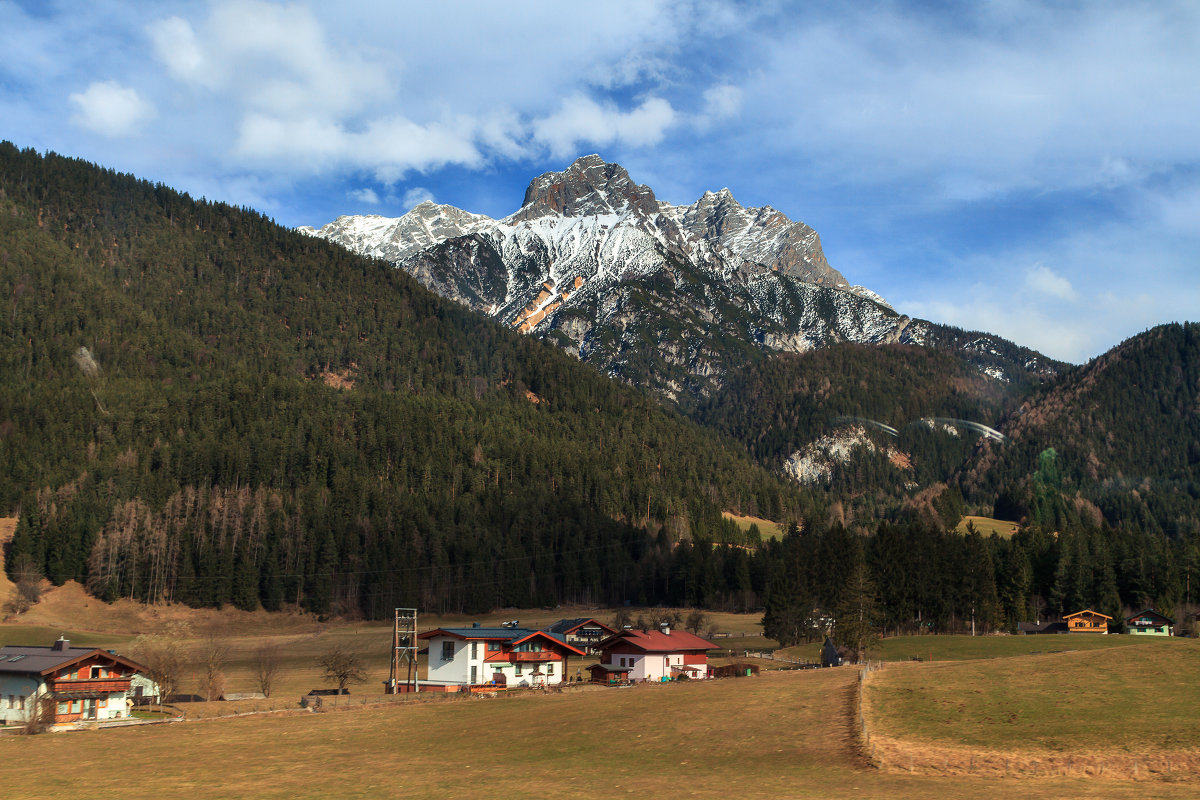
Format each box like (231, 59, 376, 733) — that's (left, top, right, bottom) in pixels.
(3, 666, 1192, 799)
(864, 638, 1200, 781)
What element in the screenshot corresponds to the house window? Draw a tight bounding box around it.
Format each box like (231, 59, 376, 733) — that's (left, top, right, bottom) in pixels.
(487, 641, 501, 651)
(99, 698, 107, 708)
(547, 663, 555, 675)
(72, 700, 81, 713)
(441, 641, 455, 661)
(57, 702, 68, 714)
(514, 664, 523, 676)
(471, 642, 478, 660)
(470, 666, 477, 684)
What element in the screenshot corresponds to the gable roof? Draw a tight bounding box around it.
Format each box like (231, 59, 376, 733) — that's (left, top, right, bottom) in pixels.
(599, 628, 716, 653)
(417, 627, 584, 654)
(1064, 609, 1113, 621)
(545, 617, 617, 636)
(0, 644, 146, 677)
(1127, 608, 1175, 625)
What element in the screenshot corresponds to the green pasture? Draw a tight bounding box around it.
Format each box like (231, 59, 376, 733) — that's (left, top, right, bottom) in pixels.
(865, 636, 1200, 753)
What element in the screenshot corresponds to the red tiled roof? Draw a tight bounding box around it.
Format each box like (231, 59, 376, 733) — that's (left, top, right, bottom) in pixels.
(600, 629, 716, 653)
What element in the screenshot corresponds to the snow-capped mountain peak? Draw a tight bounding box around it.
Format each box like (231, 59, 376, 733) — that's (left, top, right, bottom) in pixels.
(302, 156, 915, 401)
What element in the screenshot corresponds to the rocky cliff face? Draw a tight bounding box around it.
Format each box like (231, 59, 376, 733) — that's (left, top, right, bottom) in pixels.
(301, 156, 1042, 404)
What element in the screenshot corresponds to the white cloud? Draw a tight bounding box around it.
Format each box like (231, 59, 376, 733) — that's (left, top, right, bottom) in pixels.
(147, 16, 207, 84)
(704, 85, 742, 118)
(1025, 265, 1077, 302)
(349, 187, 380, 204)
(68, 81, 154, 137)
(401, 187, 435, 209)
(534, 95, 677, 159)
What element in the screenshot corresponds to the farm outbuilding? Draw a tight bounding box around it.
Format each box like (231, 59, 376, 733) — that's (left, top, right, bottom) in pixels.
(587, 664, 631, 685)
(709, 662, 760, 679)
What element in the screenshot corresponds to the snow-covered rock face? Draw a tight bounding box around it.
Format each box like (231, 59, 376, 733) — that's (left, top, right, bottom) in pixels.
(301, 155, 913, 402)
(784, 426, 909, 485)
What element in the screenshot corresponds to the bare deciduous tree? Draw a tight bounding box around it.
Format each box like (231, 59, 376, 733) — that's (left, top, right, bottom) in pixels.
(254, 642, 282, 697)
(133, 621, 189, 711)
(4, 553, 44, 616)
(199, 631, 230, 701)
(316, 644, 367, 692)
(685, 610, 711, 634)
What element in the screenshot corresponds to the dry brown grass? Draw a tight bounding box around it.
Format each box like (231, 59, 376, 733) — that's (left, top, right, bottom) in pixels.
(0, 517, 16, 600)
(1, 667, 1192, 799)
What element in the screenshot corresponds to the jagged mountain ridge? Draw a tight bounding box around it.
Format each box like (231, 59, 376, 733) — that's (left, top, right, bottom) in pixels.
(301, 155, 1052, 403)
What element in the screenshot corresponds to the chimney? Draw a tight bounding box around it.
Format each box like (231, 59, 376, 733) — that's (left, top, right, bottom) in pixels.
(659, 622, 670, 636)
(53, 636, 69, 651)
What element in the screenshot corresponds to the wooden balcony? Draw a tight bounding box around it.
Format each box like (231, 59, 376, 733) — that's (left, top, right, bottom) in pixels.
(48, 678, 132, 695)
(508, 651, 559, 662)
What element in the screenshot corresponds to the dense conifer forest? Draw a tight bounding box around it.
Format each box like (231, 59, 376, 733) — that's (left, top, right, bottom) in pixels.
(0, 143, 801, 616)
(3, 143, 1199, 634)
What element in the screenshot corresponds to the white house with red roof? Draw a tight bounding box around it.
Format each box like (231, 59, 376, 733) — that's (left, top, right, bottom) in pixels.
(597, 624, 717, 682)
(418, 623, 585, 689)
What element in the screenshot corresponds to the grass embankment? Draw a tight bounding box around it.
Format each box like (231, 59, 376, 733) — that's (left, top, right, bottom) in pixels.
(864, 637, 1200, 780)
(2, 668, 1189, 799)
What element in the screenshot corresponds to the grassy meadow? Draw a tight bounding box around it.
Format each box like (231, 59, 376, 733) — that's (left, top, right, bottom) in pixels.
(722, 511, 785, 540)
(2, 666, 1192, 799)
(954, 515, 1020, 538)
(866, 637, 1200, 752)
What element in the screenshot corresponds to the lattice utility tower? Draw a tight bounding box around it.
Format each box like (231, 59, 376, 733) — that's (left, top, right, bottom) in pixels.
(388, 607, 418, 694)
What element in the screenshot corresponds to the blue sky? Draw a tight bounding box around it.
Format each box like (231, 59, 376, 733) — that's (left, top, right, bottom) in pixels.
(2, 0, 1197, 363)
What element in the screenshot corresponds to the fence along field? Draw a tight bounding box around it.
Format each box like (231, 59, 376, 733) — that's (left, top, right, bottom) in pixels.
(861, 637, 1200, 781)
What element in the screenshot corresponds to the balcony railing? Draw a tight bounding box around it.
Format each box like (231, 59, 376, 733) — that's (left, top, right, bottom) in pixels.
(48, 678, 132, 694)
(508, 651, 558, 662)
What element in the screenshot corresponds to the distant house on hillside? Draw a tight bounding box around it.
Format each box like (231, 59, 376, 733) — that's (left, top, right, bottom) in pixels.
(0, 638, 149, 726)
(1017, 620, 1068, 635)
(418, 624, 584, 689)
(1126, 609, 1173, 636)
(1064, 609, 1112, 634)
(595, 624, 716, 681)
(544, 618, 617, 653)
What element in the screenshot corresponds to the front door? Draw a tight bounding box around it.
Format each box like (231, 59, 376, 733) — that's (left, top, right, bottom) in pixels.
(84, 699, 96, 719)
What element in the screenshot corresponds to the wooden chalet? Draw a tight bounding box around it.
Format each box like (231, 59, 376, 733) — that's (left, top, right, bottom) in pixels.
(1126, 608, 1174, 636)
(596, 624, 716, 682)
(0, 638, 148, 726)
(544, 617, 618, 653)
(1064, 609, 1112, 634)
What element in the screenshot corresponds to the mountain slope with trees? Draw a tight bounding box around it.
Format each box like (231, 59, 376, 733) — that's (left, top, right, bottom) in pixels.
(0, 142, 804, 616)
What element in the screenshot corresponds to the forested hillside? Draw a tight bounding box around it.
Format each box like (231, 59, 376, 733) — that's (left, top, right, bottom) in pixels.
(0, 143, 803, 616)
(695, 343, 1017, 522)
(963, 322, 1200, 535)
